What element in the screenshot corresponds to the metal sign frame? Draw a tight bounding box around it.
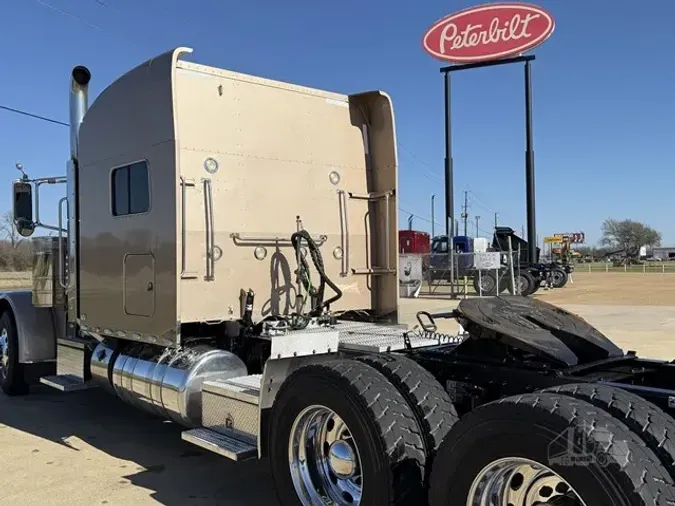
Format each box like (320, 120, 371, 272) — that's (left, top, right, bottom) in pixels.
(441, 54, 538, 264)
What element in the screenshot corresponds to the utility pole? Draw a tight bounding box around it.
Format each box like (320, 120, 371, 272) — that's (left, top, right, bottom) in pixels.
(494, 212, 498, 229)
(475, 215, 481, 237)
(521, 224, 525, 238)
(431, 194, 436, 238)
(461, 190, 469, 236)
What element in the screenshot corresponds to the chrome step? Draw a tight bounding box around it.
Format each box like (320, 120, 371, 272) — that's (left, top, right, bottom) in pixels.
(181, 428, 257, 461)
(40, 374, 96, 392)
(202, 374, 262, 404)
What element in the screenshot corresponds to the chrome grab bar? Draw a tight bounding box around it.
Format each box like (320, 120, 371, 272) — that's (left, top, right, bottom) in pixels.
(337, 190, 350, 277)
(384, 192, 390, 271)
(229, 233, 328, 246)
(343, 190, 396, 275)
(57, 197, 68, 289)
(203, 178, 215, 281)
(180, 177, 197, 279)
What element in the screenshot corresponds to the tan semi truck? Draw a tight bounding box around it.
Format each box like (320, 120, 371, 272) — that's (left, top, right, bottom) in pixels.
(3, 47, 675, 506)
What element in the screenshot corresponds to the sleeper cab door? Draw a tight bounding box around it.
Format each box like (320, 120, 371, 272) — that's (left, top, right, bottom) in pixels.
(112, 161, 156, 317)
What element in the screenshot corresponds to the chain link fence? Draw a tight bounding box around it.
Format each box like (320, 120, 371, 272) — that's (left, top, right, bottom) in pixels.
(399, 250, 524, 298)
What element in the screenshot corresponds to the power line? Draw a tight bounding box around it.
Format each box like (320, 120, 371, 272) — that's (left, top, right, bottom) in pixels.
(397, 142, 443, 185)
(94, 0, 121, 12)
(0, 104, 69, 127)
(399, 208, 434, 226)
(30, 0, 138, 49)
(468, 190, 496, 214)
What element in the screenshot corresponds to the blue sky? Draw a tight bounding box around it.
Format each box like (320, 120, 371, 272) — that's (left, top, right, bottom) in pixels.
(1, 0, 673, 246)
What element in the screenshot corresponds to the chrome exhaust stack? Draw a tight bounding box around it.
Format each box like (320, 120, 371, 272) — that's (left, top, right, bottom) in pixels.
(69, 65, 91, 161)
(66, 65, 91, 328)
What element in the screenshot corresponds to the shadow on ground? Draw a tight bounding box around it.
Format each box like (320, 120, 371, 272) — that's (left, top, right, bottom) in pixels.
(0, 385, 279, 505)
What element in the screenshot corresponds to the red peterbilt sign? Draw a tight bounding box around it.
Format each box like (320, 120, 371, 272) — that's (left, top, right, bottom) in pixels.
(422, 3, 555, 64)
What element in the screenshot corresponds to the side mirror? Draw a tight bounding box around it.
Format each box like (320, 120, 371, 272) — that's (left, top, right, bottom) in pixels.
(12, 180, 35, 237)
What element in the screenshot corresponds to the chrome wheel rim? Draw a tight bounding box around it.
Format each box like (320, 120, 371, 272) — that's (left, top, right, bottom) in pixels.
(0, 328, 9, 379)
(467, 457, 587, 506)
(289, 405, 363, 505)
(480, 275, 496, 293)
(517, 275, 529, 294)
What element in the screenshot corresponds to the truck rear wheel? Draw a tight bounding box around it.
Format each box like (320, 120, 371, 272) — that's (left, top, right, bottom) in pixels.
(472, 271, 498, 295)
(429, 392, 675, 506)
(551, 267, 569, 288)
(356, 353, 458, 471)
(269, 359, 427, 506)
(516, 271, 536, 296)
(0, 310, 28, 396)
(544, 383, 675, 481)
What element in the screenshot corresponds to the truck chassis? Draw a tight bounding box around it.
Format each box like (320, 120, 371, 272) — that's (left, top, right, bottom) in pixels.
(3, 49, 675, 506)
(5, 281, 675, 505)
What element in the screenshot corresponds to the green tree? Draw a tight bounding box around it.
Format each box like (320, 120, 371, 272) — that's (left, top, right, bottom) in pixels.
(600, 218, 661, 256)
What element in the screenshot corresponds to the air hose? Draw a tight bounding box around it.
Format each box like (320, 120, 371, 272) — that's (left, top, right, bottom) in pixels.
(291, 229, 343, 317)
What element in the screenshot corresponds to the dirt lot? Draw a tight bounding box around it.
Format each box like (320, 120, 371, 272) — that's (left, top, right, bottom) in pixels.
(533, 272, 675, 306)
(2, 271, 675, 505)
(423, 271, 675, 307)
(0, 271, 31, 290)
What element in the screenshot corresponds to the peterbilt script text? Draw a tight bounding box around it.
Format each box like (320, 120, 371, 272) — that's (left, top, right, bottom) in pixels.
(440, 13, 541, 53)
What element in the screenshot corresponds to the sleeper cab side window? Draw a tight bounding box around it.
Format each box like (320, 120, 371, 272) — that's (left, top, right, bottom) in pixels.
(111, 161, 150, 216)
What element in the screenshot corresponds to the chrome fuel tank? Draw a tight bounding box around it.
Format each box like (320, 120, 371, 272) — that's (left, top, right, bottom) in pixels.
(91, 342, 247, 427)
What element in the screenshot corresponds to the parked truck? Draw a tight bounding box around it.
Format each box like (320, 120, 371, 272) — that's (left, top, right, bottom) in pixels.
(5, 47, 675, 506)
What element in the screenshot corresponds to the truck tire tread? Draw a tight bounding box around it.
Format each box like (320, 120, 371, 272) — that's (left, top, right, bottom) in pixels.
(544, 382, 675, 479)
(270, 359, 427, 506)
(0, 310, 28, 396)
(428, 392, 675, 506)
(498, 393, 675, 504)
(356, 353, 458, 457)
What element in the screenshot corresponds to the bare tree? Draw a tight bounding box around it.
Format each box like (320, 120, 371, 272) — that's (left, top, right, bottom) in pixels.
(0, 210, 19, 248)
(600, 218, 662, 257)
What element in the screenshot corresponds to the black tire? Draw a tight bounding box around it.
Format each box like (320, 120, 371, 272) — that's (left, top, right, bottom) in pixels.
(472, 271, 498, 296)
(543, 383, 675, 481)
(551, 267, 569, 288)
(516, 270, 536, 296)
(529, 274, 542, 294)
(356, 353, 459, 468)
(0, 310, 28, 396)
(269, 359, 427, 506)
(429, 392, 675, 506)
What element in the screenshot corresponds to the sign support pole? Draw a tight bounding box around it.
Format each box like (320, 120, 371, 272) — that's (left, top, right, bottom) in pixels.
(444, 72, 455, 297)
(440, 54, 538, 267)
(524, 60, 537, 264)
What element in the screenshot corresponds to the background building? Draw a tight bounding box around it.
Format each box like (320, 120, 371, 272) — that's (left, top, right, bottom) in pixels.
(652, 247, 675, 260)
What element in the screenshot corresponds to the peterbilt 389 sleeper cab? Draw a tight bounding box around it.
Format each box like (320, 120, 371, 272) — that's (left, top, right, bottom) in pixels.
(4, 47, 675, 506)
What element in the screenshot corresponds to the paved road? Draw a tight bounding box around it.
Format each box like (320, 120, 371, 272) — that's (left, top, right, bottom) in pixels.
(0, 386, 279, 505)
(3, 300, 675, 505)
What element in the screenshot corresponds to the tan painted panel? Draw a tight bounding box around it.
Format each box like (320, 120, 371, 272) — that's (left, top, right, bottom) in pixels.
(75, 47, 399, 346)
(78, 49, 180, 346)
(174, 63, 399, 323)
(123, 253, 156, 317)
(79, 142, 178, 344)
